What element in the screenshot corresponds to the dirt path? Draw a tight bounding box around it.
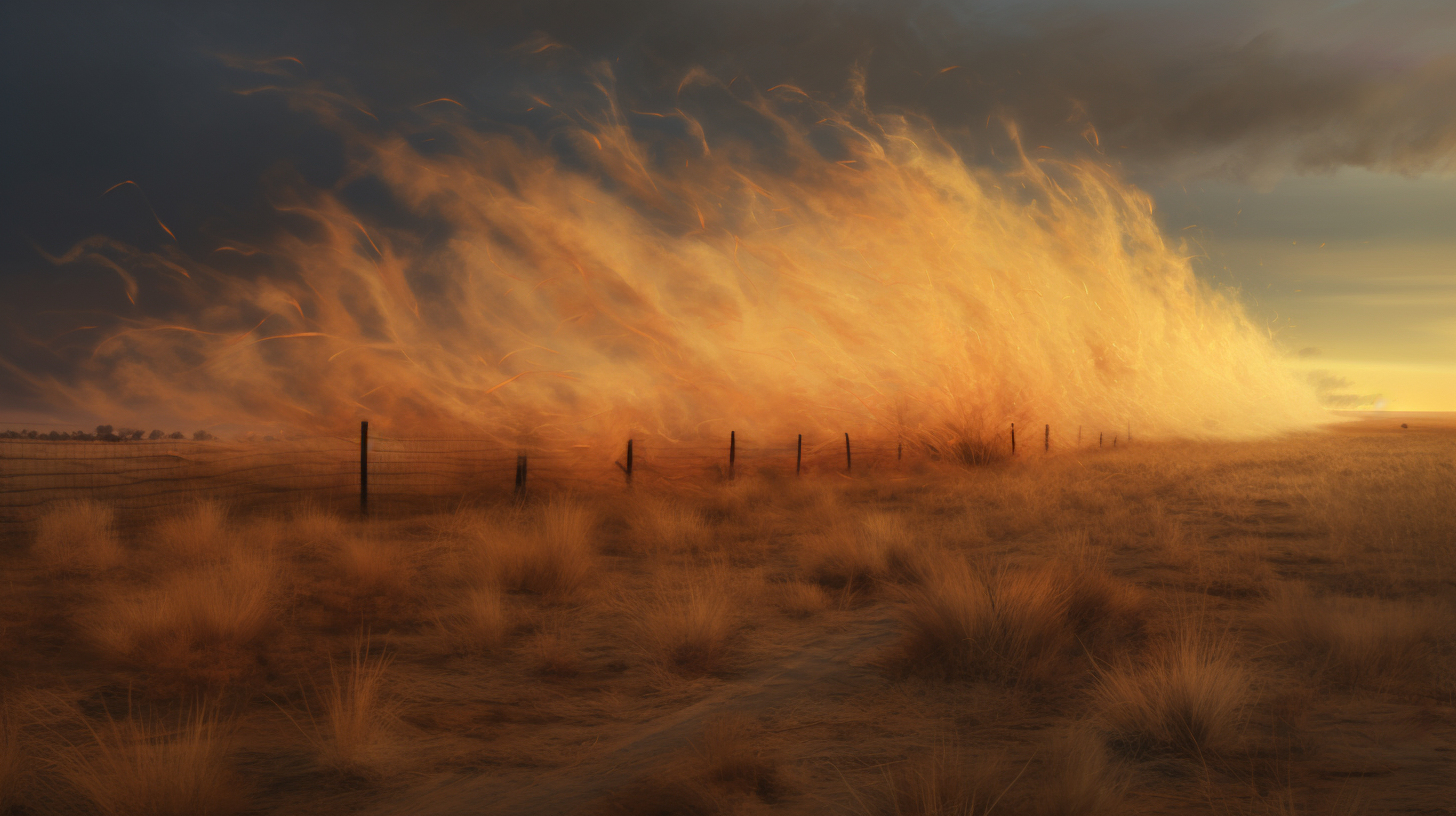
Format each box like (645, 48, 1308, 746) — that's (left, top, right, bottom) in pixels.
(364, 614, 902, 816)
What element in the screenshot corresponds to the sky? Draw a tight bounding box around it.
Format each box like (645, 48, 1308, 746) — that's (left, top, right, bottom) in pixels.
(0, 0, 1452, 419)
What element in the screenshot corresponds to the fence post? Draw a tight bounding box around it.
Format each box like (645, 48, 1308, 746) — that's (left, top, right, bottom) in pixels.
(1010, 423, 1016, 455)
(729, 431, 736, 481)
(796, 434, 802, 476)
(844, 432, 852, 472)
(1045, 424, 1049, 453)
(359, 421, 368, 517)
(898, 440, 902, 461)
(515, 453, 528, 497)
(1113, 435, 1118, 448)
(1099, 432, 1103, 449)
(615, 439, 633, 486)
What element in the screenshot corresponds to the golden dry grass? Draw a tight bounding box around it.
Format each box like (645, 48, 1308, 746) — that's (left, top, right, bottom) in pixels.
(0, 420, 1452, 815)
(799, 511, 927, 594)
(1258, 582, 1445, 687)
(89, 554, 276, 689)
(32, 498, 122, 572)
(313, 642, 399, 778)
(777, 580, 833, 617)
(883, 746, 1011, 816)
(631, 571, 739, 674)
(628, 496, 712, 554)
(57, 707, 240, 816)
(896, 560, 1076, 684)
(438, 585, 512, 654)
(150, 501, 233, 562)
(1093, 630, 1250, 756)
(288, 504, 349, 549)
(1037, 727, 1125, 816)
(472, 499, 597, 598)
(326, 535, 416, 609)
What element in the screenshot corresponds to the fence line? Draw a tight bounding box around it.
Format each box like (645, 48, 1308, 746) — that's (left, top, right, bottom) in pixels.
(0, 423, 1133, 520)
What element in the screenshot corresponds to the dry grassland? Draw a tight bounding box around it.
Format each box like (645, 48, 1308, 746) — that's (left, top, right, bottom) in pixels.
(0, 416, 1452, 815)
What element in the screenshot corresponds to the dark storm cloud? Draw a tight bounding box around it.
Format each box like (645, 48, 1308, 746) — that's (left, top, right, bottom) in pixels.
(1, 0, 1452, 410)
(278, 0, 1456, 182)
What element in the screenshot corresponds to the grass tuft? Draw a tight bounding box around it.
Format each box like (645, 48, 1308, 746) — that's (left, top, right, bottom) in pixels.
(799, 512, 926, 595)
(328, 536, 415, 610)
(635, 576, 736, 674)
(90, 555, 275, 689)
(1258, 582, 1443, 687)
(1093, 630, 1249, 756)
(151, 501, 233, 563)
(484, 500, 596, 598)
(439, 586, 512, 654)
(314, 642, 398, 778)
(1038, 727, 1124, 816)
(886, 746, 1010, 816)
(896, 560, 1071, 684)
(630, 496, 711, 554)
(288, 504, 348, 550)
(697, 715, 783, 800)
(778, 580, 833, 617)
(33, 499, 122, 572)
(59, 707, 240, 816)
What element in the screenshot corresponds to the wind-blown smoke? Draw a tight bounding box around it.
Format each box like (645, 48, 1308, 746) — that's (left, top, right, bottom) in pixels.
(24, 66, 1324, 448)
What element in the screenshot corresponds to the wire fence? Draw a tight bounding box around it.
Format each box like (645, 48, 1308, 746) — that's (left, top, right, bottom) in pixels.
(0, 430, 919, 524)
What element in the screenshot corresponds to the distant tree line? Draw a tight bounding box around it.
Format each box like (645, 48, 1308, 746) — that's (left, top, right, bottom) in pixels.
(0, 425, 218, 442)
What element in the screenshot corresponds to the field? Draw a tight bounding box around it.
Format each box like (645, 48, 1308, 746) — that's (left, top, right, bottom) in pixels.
(0, 415, 1452, 815)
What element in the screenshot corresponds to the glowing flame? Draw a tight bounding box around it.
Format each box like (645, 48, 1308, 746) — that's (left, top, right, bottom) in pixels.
(33, 68, 1323, 450)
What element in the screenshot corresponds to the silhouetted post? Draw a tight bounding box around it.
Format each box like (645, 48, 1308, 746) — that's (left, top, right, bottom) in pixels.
(1045, 424, 1049, 453)
(729, 431, 736, 481)
(844, 433, 852, 472)
(625, 439, 634, 486)
(1099, 432, 1103, 448)
(359, 421, 369, 517)
(1010, 423, 1016, 455)
(898, 440, 902, 461)
(1113, 435, 1118, 448)
(796, 434, 802, 476)
(515, 453, 528, 497)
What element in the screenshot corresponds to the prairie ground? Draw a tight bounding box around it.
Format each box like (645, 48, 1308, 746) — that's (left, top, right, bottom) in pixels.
(0, 415, 1452, 815)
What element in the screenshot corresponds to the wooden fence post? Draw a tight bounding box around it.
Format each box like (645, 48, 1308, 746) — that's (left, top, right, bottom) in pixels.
(1099, 432, 1103, 449)
(729, 431, 736, 481)
(1045, 424, 1049, 453)
(1010, 423, 1016, 455)
(844, 433, 852, 472)
(796, 434, 802, 476)
(617, 438, 632, 486)
(515, 453, 528, 497)
(359, 421, 368, 517)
